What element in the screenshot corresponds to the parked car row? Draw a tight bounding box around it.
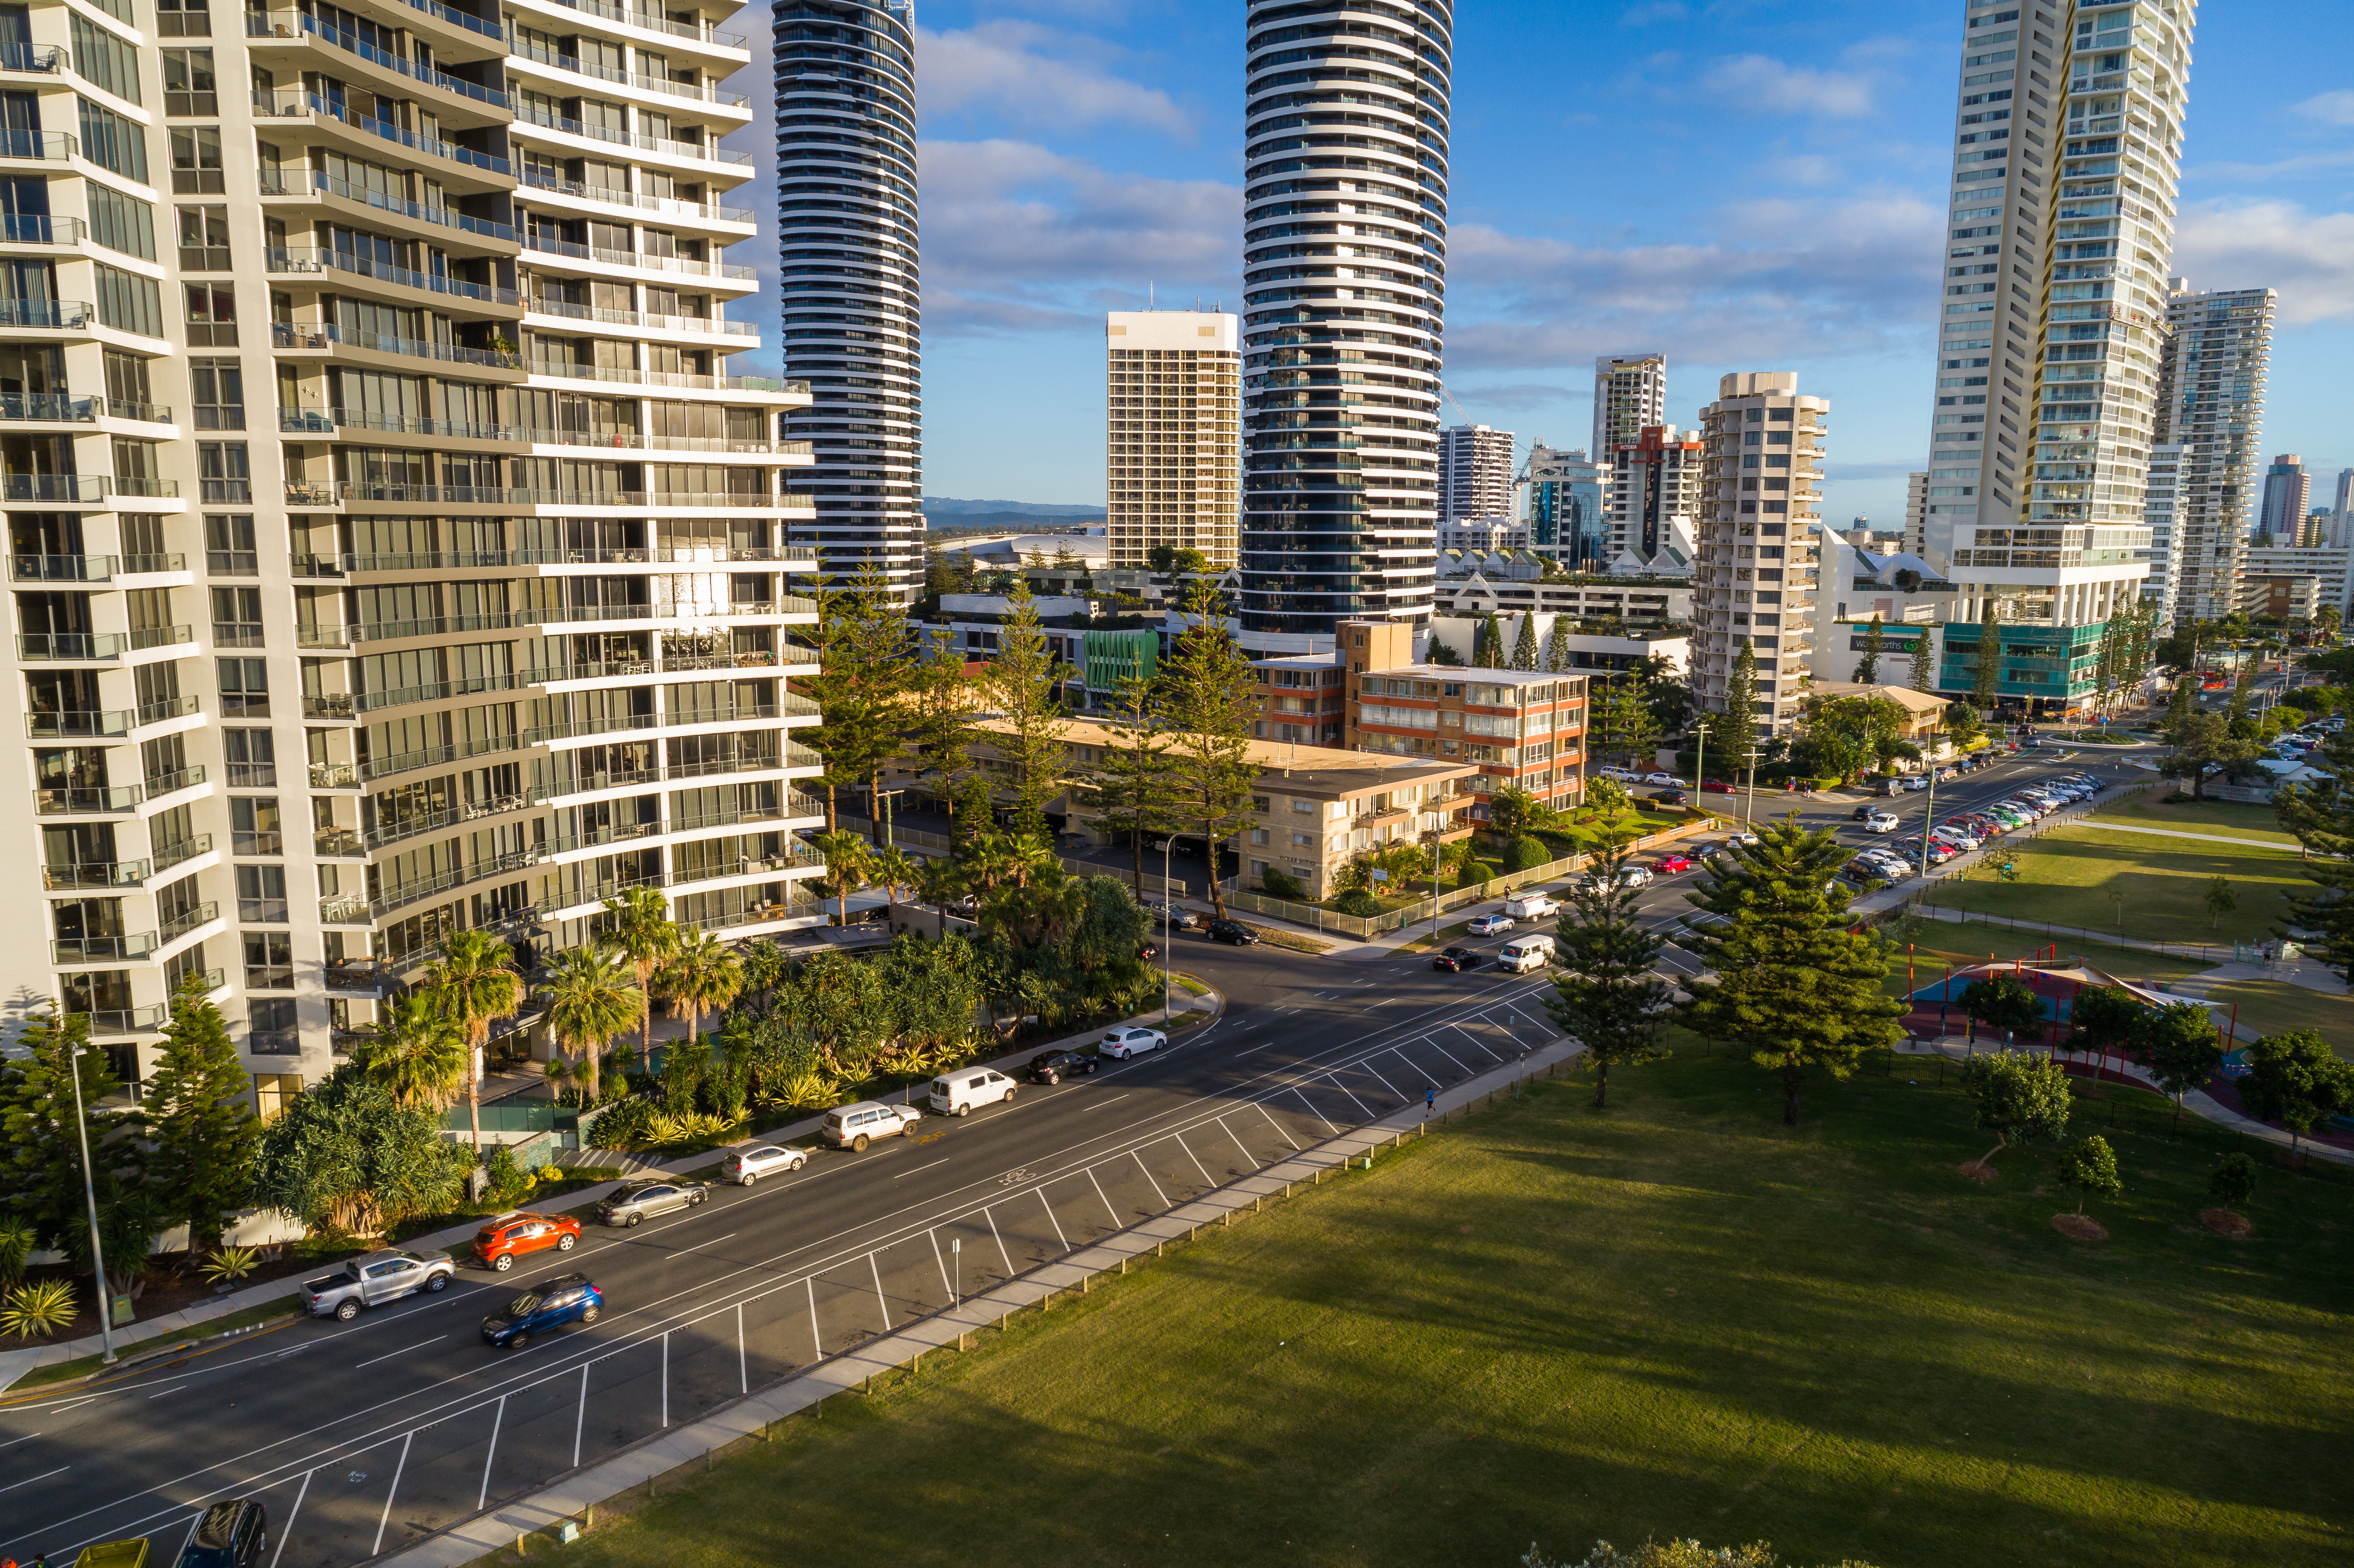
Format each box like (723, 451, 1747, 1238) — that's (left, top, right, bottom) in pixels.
(1849, 772, 2107, 888)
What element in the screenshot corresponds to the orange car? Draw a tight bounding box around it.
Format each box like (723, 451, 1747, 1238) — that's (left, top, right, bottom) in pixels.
(472, 1210, 582, 1272)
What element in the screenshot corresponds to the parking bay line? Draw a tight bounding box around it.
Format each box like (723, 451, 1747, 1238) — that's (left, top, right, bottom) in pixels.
(352, 1335, 445, 1371)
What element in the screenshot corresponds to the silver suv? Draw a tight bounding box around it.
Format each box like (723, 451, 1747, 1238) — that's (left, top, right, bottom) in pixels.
(302, 1250, 456, 1321)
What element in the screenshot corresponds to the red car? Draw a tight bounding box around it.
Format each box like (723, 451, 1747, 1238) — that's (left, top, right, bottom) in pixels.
(1699, 779, 1735, 794)
(1653, 853, 1694, 874)
(473, 1210, 582, 1272)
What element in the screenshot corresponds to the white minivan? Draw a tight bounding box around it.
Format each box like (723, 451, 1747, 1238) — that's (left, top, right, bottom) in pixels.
(928, 1068, 1017, 1117)
(1497, 934, 1556, 973)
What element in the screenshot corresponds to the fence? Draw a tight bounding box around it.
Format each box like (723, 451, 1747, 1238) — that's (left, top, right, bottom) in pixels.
(441, 1099, 561, 1134)
(1222, 818, 1723, 940)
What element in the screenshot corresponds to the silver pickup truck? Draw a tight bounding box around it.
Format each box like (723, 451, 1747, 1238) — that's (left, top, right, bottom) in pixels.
(302, 1249, 457, 1321)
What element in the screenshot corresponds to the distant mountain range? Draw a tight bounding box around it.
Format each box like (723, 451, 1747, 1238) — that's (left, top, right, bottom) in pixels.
(923, 498, 1105, 519)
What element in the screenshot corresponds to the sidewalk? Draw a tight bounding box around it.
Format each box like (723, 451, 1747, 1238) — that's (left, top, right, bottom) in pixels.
(375, 1032, 1585, 1568)
(0, 985, 1227, 1393)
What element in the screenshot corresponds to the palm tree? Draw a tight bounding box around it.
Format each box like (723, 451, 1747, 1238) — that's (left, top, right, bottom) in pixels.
(600, 885, 677, 1072)
(738, 937, 787, 1014)
(814, 829, 876, 926)
(660, 928, 744, 1051)
(356, 990, 467, 1111)
(427, 929, 523, 1159)
(538, 946, 640, 1102)
(871, 846, 919, 929)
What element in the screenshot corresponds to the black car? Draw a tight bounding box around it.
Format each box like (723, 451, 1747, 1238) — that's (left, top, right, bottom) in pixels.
(178, 1499, 268, 1567)
(1851, 804, 1879, 821)
(1028, 1048, 1099, 1085)
(1205, 918, 1259, 946)
(1431, 945, 1482, 972)
(1649, 788, 1689, 807)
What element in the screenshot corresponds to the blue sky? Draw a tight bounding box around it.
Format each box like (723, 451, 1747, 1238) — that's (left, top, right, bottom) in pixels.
(721, 0, 2354, 520)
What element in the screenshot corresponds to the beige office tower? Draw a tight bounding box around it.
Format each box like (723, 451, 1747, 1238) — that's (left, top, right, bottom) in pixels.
(2150, 282, 2274, 624)
(1692, 373, 1828, 737)
(0, 0, 822, 1102)
(1905, 470, 1930, 555)
(1105, 311, 1239, 569)
(1916, 0, 2190, 704)
(1592, 352, 1666, 460)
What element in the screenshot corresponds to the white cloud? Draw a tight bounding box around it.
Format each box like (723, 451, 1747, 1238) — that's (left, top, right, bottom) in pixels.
(2290, 89, 2354, 127)
(918, 21, 1193, 139)
(2172, 200, 2354, 329)
(1701, 54, 1882, 118)
(1444, 193, 1945, 373)
(921, 140, 1240, 336)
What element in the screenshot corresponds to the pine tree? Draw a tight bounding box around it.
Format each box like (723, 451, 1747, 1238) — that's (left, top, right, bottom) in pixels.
(1675, 816, 1906, 1124)
(1088, 674, 1177, 899)
(1973, 609, 2003, 711)
(1909, 625, 1940, 697)
(796, 559, 913, 833)
(142, 976, 261, 1256)
(907, 635, 979, 815)
(2278, 726, 2354, 984)
(1511, 612, 1540, 671)
(1704, 638, 1760, 777)
(954, 772, 995, 846)
(1159, 580, 1260, 921)
(0, 1011, 143, 1256)
(981, 579, 1071, 836)
(1544, 616, 1574, 674)
(1544, 849, 1673, 1108)
(1475, 610, 1504, 667)
(1852, 613, 1885, 684)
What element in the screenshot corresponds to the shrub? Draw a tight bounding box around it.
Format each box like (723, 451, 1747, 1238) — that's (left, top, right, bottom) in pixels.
(199, 1245, 258, 1286)
(484, 1144, 532, 1207)
(1332, 887, 1381, 916)
(643, 1109, 740, 1148)
(1462, 861, 1500, 888)
(1507, 835, 1553, 872)
(1261, 868, 1305, 900)
(586, 1098, 655, 1150)
(0, 1279, 77, 1340)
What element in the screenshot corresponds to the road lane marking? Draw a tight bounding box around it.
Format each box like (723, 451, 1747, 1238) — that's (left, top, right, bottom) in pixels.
(0, 1431, 42, 1451)
(266, 1468, 311, 1568)
(1322, 1072, 1378, 1119)
(371, 1430, 412, 1557)
(868, 1254, 893, 1333)
(352, 1336, 445, 1371)
(1130, 1151, 1173, 1209)
(0, 1465, 67, 1494)
(671, 1231, 740, 1254)
(892, 1159, 950, 1180)
(1390, 1048, 1442, 1088)
(1253, 1100, 1302, 1150)
(1079, 1093, 1130, 1110)
(1033, 1187, 1071, 1251)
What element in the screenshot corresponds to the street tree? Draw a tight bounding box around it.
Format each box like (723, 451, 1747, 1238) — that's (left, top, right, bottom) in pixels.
(1703, 639, 1761, 778)
(906, 635, 980, 819)
(1853, 613, 1885, 684)
(2234, 1028, 2354, 1155)
(796, 559, 912, 832)
(355, 991, 467, 1111)
(1511, 611, 1541, 671)
(1087, 672, 1177, 898)
(141, 979, 260, 1257)
(427, 929, 523, 1159)
(539, 945, 640, 1101)
(600, 885, 678, 1071)
(1910, 628, 1940, 697)
(1955, 1050, 2072, 1172)
(1675, 816, 1905, 1124)
(0, 1011, 145, 1265)
(980, 579, 1071, 835)
(1972, 613, 2002, 711)
(1544, 849, 1673, 1108)
(814, 829, 877, 927)
(2202, 876, 2237, 930)
(2056, 1134, 2123, 1216)
(2067, 984, 2145, 1082)
(251, 1063, 470, 1237)
(1959, 972, 2044, 1045)
(2129, 1000, 2223, 1128)
(2275, 727, 2354, 983)
(1158, 582, 1259, 921)
(2208, 1151, 2257, 1214)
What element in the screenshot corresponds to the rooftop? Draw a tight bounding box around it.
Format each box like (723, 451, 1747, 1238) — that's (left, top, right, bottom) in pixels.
(978, 715, 1474, 798)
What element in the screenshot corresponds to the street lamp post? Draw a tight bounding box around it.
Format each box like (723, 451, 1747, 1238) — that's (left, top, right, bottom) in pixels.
(1161, 834, 1176, 1024)
(1741, 745, 1762, 829)
(68, 1044, 116, 1364)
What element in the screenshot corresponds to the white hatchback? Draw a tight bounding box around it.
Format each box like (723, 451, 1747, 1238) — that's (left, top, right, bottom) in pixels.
(1100, 1026, 1167, 1060)
(722, 1144, 808, 1186)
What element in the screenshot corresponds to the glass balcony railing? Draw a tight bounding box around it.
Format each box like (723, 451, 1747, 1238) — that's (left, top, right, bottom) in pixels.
(0, 128, 72, 159)
(128, 624, 195, 650)
(540, 0, 745, 47)
(319, 893, 370, 923)
(0, 43, 66, 73)
(2, 474, 109, 502)
(161, 901, 221, 942)
(137, 696, 200, 725)
(42, 859, 150, 889)
(271, 320, 522, 369)
(154, 835, 212, 872)
(37, 785, 141, 814)
(250, 89, 510, 177)
(264, 246, 517, 305)
(246, 11, 511, 111)
(80, 1005, 168, 1036)
(261, 171, 517, 244)
(11, 553, 112, 581)
(0, 214, 84, 246)
(310, 762, 360, 787)
(504, 36, 746, 106)
(0, 393, 95, 425)
(517, 233, 757, 280)
(517, 168, 754, 224)
(18, 632, 127, 660)
(512, 100, 749, 164)
(53, 931, 159, 963)
(26, 707, 133, 737)
(0, 299, 93, 329)
(144, 765, 208, 796)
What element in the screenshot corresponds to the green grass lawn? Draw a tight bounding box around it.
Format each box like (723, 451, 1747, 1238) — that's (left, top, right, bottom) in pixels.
(2204, 978, 2354, 1059)
(1926, 824, 2311, 946)
(2085, 793, 2303, 846)
(547, 1054, 2354, 1568)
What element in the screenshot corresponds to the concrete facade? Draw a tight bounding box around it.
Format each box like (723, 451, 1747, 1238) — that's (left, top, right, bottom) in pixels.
(1105, 310, 1241, 570)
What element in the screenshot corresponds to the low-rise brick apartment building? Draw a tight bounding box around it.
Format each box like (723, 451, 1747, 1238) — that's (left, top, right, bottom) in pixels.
(1336, 621, 1588, 823)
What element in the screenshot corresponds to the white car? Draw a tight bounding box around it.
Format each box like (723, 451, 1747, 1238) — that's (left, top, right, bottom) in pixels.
(1100, 1026, 1167, 1060)
(1863, 811, 1900, 834)
(1643, 772, 1680, 787)
(722, 1144, 808, 1185)
(929, 1067, 1018, 1117)
(1720, 831, 1760, 849)
(1900, 776, 1928, 791)
(1587, 865, 1653, 889)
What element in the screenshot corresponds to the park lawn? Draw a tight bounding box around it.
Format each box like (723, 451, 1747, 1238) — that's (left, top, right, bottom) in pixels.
(1928, 825, 2312, 946)
(1879, 927, 2214, 992)
(2205, 978, 2354, 1060)
(2085, 792, 2302, 846)
(549, 1054, 2353, 1568)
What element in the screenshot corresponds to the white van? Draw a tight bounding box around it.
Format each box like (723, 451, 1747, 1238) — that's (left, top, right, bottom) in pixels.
(1504, 891, 1559, 920)
(928, 1068, 1017, 1117)
(1497, 934, 1556, 973)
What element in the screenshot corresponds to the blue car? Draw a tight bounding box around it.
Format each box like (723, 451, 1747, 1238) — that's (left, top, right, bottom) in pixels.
(482, 1272, 603, 1350)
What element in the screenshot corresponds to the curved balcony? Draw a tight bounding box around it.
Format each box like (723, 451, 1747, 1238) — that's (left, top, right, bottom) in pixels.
(261, 171, 517, 246)
(521, 298, 754, 337)
(517, 170, 753, 225)
(271, 322, 523, 370)
(265, 247, 518, 308)
(246, 11, 510, 114)
(511, 100, 749, 167)
(521, 0, 746, 48)
(291, 481, 801, 509)
(518, 232, 755, 280)
(506, 37, 747, 107)
(251, 89, 511, 180)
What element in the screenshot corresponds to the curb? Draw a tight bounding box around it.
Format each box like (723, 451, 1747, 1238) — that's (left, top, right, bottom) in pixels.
(0, 1307, 303, 1404)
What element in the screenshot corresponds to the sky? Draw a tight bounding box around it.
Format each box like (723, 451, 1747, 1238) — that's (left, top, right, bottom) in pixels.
(719, 0, 2354, 522)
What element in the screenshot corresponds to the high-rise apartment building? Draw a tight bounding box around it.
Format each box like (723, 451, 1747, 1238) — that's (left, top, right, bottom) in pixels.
(1592, 353, 1666, 460)
(2256, 453, 2310, 542)
(1437, 424, 1513, 526)
(775, 0, 922, 601)
(2335, 468, 2354, 538)
(1515, 443, 1604, 572)
(1905, 470, 1931, 556)
(1239, 0, 1450, 634)
(1915, 0, 2194, 692)
(1104, 311, 1240, 569)
(1606, 426, 1702, 572)
(0, 0, 821, 1093)
(1692, 373, 1829, 737)
(2140, 442, 2188, 622)
(2149, 281, 2271, 625)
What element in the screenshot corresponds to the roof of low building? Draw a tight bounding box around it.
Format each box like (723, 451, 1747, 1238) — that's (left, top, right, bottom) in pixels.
(974, 715, 1474, 798)
(1806, 681, 1948, 716)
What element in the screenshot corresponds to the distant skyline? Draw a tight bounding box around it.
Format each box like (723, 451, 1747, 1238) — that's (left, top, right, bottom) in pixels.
(721, 0, 2354, 525)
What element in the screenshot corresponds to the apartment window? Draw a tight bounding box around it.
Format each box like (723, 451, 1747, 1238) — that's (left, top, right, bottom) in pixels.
(253, 1071, 301, 1118)
(70, 18, 140, 102)
(170, 125, 223, 192)
(118, 514, 168, 574)
(212, 585, 263, 647)
(243, 930, 292, 990)
(162, 49, 216, 115)
(197, 441, 249, 501)
(156, 0, 211, 36)
(247, 997, 298, 1055)
(103, 350, 156, 421)
(78, 98, 148, 181)
(164, 939, 208, 993)
(184, 283, 237, 346)
(87, 184, 156, 261)
(205, 512, 256, 573)
(175, 205, 229, 271)
(190, 359, 243, 429)
(93, 264, 163, 338)
(141, 732, 193, 794)
(236, 863, 288, 924)
(224, 728, 275, 787)
(218, 656, 268, 716)
(133, 659, 184, 725)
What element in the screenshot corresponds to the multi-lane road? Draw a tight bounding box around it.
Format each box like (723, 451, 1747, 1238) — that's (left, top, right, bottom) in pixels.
(0, 741, 2140, 1567)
